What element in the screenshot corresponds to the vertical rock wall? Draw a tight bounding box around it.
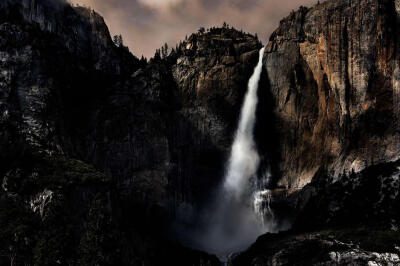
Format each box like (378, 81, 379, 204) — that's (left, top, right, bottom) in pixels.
(264, 0, 400, 189)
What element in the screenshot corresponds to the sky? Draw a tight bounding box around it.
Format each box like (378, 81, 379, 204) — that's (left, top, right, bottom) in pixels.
(69, 0, 316, 58)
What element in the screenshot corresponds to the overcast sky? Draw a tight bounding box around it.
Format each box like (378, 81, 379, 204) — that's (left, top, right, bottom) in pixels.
(69, 0, 316, 58)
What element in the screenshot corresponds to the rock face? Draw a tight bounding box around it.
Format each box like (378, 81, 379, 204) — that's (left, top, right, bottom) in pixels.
(232, 0, 400, 264)
(263, 0, 400, 189)
(0, 0, 137, 153)
(83, 28, 262, 212)
(0, 0, 261, 264)
(170, 28, 262, 206)
(0, 0, 262, 207)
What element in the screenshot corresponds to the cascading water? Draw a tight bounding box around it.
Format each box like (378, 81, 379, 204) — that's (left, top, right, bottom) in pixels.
(194, 47, 276, 260)
(223, 47, 265, 199)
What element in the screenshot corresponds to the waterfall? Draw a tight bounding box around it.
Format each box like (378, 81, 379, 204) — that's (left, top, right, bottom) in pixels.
(195, 47, 274, 260)
(224, 46, 265, 199)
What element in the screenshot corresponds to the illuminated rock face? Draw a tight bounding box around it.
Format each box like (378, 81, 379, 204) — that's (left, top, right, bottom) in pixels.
(263, 0, 400, 189)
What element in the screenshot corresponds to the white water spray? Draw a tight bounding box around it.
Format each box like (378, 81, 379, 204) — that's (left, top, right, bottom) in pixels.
(194, 47, 275, 260)
(224, 47, 265, 198)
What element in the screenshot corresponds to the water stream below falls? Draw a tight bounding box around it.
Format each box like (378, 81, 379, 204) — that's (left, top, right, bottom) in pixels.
(194, 47, 277, 260)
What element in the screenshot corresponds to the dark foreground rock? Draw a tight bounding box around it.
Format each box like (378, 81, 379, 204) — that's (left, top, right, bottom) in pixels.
(232, 160, 400, 265)
(231, 229, 400, 266)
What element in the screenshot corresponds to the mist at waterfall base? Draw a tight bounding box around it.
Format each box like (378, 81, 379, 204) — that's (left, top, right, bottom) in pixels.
(173, 47, 279, 260)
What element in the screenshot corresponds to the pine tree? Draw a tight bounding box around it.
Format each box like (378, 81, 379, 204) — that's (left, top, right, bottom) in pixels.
(113, 34, 124, 47)
(154, 49, 161, 61)
(113, 35, 120, 46)
(162, 43, 169, 58)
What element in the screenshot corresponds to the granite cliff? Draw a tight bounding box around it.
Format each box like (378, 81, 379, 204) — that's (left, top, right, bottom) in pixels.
(264, 0, 400, 189)
(231, 0, 400, 264)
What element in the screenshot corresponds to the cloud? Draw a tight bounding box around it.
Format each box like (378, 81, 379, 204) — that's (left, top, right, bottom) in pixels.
(137, 0, 184, 8)
(69, 0, 316, 58)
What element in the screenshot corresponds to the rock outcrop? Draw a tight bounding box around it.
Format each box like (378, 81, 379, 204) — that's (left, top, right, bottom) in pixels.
(231, 227, 400, 266)
(263, 0, 400, 189)
(232, 159, 400, 265)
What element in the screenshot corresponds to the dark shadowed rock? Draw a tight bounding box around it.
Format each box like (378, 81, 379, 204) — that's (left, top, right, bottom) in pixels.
(231, 159, 400, 266)
(0, 0, 261, 265)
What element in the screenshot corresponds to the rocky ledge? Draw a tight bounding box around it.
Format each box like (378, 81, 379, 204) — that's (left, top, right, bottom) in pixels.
(231, 228, 400, 265)
(232, 159, 400, 265)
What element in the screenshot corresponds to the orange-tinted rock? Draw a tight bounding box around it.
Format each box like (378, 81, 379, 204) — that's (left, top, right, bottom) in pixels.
(263, 0, 400, 189)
